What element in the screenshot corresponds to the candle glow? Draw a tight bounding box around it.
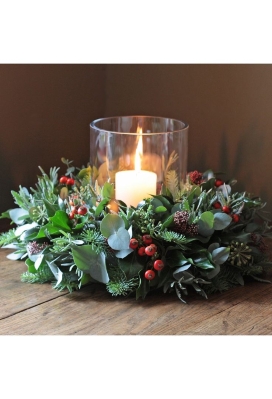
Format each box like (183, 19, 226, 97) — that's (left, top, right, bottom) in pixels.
(115, 126, 157, 207)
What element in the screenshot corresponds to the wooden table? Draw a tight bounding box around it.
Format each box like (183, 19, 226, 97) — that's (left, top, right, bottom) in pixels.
(1, 247, 272, 335)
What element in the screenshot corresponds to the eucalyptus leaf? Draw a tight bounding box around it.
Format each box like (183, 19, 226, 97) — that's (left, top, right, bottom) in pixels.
(34, 254, 44, 270)
(2, 243, 20, 249)
(208, 242, 219, 253)
(173, 264, 192, 280)
(211, 247, 230, 265)
(107, 227, 130, 250)
(197, 219, 214, 237)
(205, 264, 220, 279)
(9, 208, 29, 225)
(114, 248, 134, 259)
(15, 222, 39, 237)
(213, 212, 232, 230)
(100, 214, 125, 238)
(72, 245, 109, 284)
(7, 251, 25, 260)
(20, 227, 40, 241)
(200, 211, 214, 229)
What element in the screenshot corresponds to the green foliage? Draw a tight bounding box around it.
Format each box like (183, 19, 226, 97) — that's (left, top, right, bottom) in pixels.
(106, 266, 139, 296)
(1, 158, 272, 304)
(0, 229, 18, 247)
(21, 262, 55, 284)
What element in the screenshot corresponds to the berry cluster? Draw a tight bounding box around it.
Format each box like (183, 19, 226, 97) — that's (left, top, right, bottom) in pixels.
(129, 234, 165, 280)
(68, 194, 88, 219)
(59, 176, 75, 186)
(189, 170, 203, 185)
(173, 211, 198, 236)
(212, 178, 240, 223)
(212, 202, 240, 222)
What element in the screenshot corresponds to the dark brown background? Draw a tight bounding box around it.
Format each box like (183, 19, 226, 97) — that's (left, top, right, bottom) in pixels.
(1, 64, 272, 230)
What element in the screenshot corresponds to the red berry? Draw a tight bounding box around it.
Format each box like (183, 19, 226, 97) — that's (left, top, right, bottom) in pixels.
(71, 206, 78, 214)
(213, 201, 221, 209)
(144, 269, 155, 280)
(232, 214, 240, 223)
(78, 206, 88, 215)
(68, 211, 75, 219)
(215, 179, 224, 187)
(222, 206, 231, 214)
(129, 238, 139, 249)
(145, 245, 156, 256)
(153, 259, 164, 271)
(150, 243, 157, 251)
(59, 176, 68, 184)
(142, 234, 152, 245)
(138, 246, 146, 256)
(67, 178, 75, 185)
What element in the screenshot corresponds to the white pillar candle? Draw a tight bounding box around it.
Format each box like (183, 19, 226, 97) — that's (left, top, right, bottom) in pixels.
(115, 170, 157, 207)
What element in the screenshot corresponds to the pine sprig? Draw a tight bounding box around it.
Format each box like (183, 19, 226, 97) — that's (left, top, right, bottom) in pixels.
(0, 229, 18, 247)
(21, 264, 55, 284)
(106, 266, 139, 296)
(154, 230, 193, 249)
(52, 274, 80, 293)
(80, 229, 109, 254)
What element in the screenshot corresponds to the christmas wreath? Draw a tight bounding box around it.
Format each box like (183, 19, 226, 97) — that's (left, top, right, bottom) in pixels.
(1, 157, 272, 303)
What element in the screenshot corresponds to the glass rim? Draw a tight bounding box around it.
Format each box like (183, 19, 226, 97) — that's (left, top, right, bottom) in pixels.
(90, 115, 189, 135)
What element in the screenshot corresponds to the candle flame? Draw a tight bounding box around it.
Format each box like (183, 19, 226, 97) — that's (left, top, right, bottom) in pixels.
(135, 126, 142, 172)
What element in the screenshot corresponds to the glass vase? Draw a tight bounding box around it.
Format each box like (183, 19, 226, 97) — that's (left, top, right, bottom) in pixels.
(90, 115, 188, 207)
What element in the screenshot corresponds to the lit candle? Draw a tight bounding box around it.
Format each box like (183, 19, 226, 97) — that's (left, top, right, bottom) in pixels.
(115, 127, 157, 207)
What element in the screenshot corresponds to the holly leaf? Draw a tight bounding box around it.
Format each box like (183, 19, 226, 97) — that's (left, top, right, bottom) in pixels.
(119, 252, 144, 280)
(43, 199, 60, 217)
(25, 258, 37, 274)
(94, 198, 109, 217)
(193, 256, 215, 269)
(49, 210, 71, 231)
(35, 223, 62, 239)
(166, 249, 192, 268)
(101, 182, 114, 199)
(136, 273, 150, 300)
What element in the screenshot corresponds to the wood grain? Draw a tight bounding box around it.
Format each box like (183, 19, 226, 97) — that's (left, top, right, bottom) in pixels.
(1, 248, 272, 335)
